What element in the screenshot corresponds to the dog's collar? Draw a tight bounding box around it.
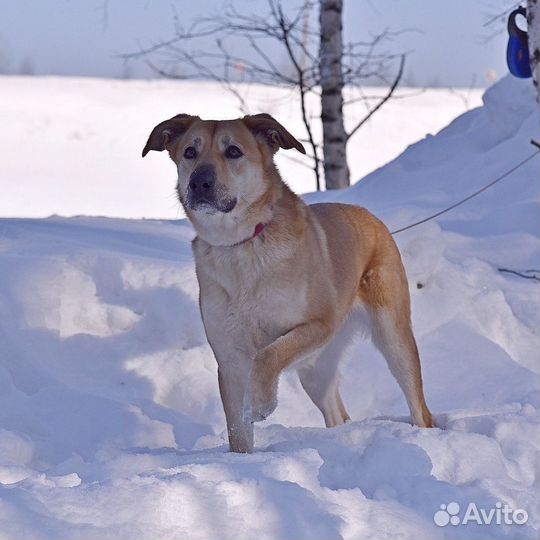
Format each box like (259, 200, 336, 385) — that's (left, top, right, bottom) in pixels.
(230, 222, 267, 247)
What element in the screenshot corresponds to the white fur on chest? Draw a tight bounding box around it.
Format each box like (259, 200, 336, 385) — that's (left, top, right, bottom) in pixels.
(195, 240, 308, 348)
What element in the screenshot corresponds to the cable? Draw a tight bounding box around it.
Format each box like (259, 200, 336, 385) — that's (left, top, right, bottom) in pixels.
(391, 149, 540, 235)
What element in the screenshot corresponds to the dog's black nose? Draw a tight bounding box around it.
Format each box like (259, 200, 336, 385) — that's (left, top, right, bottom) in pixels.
(189, 164, 216, 193)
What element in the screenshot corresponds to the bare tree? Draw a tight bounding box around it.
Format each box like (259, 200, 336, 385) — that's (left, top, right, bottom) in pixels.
(124, 1, 405, 190)
(319, 0, 348, 188)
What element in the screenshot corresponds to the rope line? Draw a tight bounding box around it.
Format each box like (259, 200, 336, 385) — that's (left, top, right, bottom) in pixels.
(498, 268, 540, 282)
(390, 149, 539, 235)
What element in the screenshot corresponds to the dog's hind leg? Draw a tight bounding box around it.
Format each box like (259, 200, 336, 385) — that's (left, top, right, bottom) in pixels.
(370, 309, 433, 427)
(360, 265, 433, 428)
(297, 358, 349, 427)
(296, 327, 355, 427)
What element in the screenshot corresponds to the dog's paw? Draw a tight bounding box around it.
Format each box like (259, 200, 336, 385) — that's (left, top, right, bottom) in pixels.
(246, 395, 277, 423)
(228, 424, 254, 453)
(243, 374, 278, 423)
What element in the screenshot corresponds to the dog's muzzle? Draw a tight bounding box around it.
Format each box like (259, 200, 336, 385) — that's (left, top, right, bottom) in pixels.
(186, 164, 236, 213)
(188, 164, 216, 205)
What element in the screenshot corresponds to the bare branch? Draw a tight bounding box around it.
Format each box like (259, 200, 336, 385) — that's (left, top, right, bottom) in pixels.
(346, 54, 405, 141)
(274, 1, 321, 190)
(482, 1, 522, 27)
(343, 87, 426, 107)
(123, 0, 410, 190)
(280, 152, 321, 171)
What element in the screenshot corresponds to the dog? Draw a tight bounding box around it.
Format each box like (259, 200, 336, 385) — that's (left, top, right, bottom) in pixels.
(143, 113, 433, 453)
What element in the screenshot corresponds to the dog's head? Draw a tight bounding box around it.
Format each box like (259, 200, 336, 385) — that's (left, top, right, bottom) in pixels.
(143, 114, 305, 223)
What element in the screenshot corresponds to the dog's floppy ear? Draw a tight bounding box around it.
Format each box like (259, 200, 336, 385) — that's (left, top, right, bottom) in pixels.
(142, 114, 199, 157)
(242, 113, 306, 154)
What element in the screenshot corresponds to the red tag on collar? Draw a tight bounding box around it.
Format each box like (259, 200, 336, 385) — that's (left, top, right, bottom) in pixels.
(230, 222, 267, 247)
(253, 222, 266, 238)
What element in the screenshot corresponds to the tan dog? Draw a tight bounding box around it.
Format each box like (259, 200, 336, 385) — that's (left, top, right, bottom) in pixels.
(143, 113, 433, 453)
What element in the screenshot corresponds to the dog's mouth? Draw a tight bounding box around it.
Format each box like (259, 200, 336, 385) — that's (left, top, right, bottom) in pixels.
(187, 195, 237, 214)
(177, 182, 237, 214)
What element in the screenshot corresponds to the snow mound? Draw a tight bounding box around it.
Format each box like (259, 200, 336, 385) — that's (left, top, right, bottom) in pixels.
(0, 76, 538, 539)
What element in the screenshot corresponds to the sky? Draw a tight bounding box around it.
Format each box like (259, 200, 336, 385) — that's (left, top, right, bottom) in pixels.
(0, 0, 514, 87)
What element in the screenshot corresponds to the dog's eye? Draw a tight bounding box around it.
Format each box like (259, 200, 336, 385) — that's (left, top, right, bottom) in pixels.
(183, 146, 197, 159)
(225, 145, 243, 159)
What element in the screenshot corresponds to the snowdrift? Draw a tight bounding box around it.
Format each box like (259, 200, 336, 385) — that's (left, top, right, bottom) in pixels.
(0, 76, 538, 539)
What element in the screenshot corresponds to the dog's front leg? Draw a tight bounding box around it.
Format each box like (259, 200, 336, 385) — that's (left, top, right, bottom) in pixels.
(218, 361, 254, 453)
(246, 320, 333, 422)
(208, 335, 254, 453)
(198, 272, 255, 452)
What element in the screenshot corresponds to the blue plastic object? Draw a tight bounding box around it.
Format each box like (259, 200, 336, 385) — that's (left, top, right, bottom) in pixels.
(507, 6, 532, 78)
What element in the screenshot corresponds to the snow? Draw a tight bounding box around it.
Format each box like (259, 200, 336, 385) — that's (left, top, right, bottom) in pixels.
(0, 74, 538, 539)
(0, 76, 482, 219)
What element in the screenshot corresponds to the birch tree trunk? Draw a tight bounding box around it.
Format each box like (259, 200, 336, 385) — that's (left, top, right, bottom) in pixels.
(319, 0, 349, 189)
(527, 0, 540, 102)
